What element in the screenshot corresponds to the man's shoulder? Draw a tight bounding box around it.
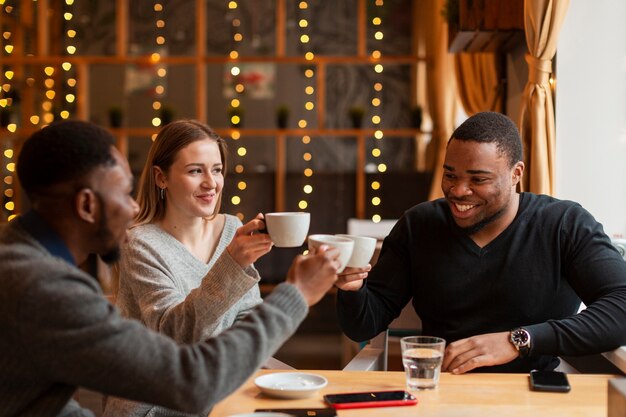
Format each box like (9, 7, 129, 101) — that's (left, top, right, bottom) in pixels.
(521, 193, 584, 216)
(0, 224, 91, 298)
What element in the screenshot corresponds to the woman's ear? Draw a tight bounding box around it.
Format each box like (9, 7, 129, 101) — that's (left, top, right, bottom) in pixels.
(153, 166, 166, 189)
(75, 188, 98, 224)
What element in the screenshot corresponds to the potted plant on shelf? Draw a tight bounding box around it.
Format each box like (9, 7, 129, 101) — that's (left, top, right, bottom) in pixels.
(108, 106, 123, 128)
(410, 105, 423, 130)
(276, 104, 290, 129)
(348, 106, 365, 129)
(159, 105, 175, 126)
(228, 106, 244, 128)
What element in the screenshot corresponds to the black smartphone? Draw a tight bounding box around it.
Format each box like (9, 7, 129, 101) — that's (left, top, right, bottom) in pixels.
(323, 390, 418, 409)
(529, 370, 571, 393)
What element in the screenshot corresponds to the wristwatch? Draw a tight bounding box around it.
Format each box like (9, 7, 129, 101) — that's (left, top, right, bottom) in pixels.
(510, 328, 531, 358)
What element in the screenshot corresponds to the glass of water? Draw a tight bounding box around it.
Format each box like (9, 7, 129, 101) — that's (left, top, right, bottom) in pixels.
(400, 336, 446, 390)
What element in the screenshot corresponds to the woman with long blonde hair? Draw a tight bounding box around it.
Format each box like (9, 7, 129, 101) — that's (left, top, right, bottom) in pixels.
(104, 120, 273, 416)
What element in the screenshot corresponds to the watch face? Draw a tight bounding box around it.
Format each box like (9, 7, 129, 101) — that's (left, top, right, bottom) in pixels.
(512, 329, 529, 346)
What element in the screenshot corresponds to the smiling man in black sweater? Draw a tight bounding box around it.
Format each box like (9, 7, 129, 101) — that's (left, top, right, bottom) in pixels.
(336, 111, 626, 373)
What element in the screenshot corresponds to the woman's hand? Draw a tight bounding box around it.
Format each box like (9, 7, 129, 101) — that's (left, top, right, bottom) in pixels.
(227, 213, 273, 268)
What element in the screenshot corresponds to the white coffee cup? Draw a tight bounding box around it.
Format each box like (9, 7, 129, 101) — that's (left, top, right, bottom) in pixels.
(336, 234, 377, 268)
(264, 212, 310, 248)
(307, 234, 354, 273)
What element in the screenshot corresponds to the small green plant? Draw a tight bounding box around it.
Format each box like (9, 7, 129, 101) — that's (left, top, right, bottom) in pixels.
(108, 106, 123, 128)
(276, 105, 290, 129)
(348, 106, 365, 129)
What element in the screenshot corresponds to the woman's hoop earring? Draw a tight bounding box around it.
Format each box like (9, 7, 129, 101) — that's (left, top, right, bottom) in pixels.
(160, 188, 165, 200)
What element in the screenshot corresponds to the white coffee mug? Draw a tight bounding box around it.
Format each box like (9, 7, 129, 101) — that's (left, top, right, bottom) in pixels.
(307, 234, 354, 273)
(264, 212, 310, 248)
(336, 234, 377, 268)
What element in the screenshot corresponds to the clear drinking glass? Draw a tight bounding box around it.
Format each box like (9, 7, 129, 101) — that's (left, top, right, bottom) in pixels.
(400, 336, 446, 390)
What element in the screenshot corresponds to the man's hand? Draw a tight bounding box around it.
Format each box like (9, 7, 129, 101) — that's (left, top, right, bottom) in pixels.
(334, 265, 371, 291)
(441, 331, 518, 374)
(286, 245, 341, 306)
(227, 213, 273, 268)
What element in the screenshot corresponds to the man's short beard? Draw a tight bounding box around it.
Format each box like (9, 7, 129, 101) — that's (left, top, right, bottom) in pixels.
(460, 207, 506, 236)
(94, 192, 121, 264)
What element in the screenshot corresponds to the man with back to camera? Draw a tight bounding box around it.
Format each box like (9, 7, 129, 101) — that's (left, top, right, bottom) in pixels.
(0, 120, 341, 416)
(336, 111, 626, 374)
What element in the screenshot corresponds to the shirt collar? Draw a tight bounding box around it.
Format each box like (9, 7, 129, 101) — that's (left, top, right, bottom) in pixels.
(19, 210, 76, 265)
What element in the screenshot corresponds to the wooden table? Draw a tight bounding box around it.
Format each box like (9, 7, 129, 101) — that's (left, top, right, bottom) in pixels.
(209, 370, 616, 417)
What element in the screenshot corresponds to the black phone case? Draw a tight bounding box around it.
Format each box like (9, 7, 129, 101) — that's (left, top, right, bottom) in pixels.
(529, 371, 571, 393)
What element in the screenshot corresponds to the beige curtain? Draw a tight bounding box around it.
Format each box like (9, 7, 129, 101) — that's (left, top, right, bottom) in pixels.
(424, 0, 457, 200)
(518, 0, 569, 195)
(455, 53, 503, 115)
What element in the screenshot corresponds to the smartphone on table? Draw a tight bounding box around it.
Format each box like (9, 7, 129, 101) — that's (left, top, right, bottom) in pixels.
(323, 390, 418, 409)
(529, 370, 571, 393)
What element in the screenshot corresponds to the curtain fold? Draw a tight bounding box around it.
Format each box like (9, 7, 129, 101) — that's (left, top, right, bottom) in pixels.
(425, 0, 457, 200)
(455, 52, 503, 115)
(518, 0, 570, 195)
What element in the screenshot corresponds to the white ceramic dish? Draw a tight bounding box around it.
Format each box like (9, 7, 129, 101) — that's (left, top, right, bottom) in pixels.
(254, 372, 328, 399)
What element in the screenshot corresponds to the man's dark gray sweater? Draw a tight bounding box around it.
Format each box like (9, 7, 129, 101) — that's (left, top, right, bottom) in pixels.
(0, 219, 308, 416)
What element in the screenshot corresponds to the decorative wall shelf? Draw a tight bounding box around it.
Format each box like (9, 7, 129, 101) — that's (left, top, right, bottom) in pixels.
(448, 0, 524, 53)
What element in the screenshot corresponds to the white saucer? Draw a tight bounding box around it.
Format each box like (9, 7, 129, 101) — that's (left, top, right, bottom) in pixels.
(254, 372, 328, 399)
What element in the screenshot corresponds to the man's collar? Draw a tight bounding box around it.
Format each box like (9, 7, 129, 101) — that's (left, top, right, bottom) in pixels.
(19, 210, 76, 265)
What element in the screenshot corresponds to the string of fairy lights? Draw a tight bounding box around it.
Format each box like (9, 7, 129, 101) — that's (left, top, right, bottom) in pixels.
(0, 1, 393, 224)
(228, 0, 247, 221)
(151, 1, 167, 140)
(62, 0, 77, 120)
(1, 1, 16, 221)
(370, 0, 385, 223)
(298, 1, 314, 211)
